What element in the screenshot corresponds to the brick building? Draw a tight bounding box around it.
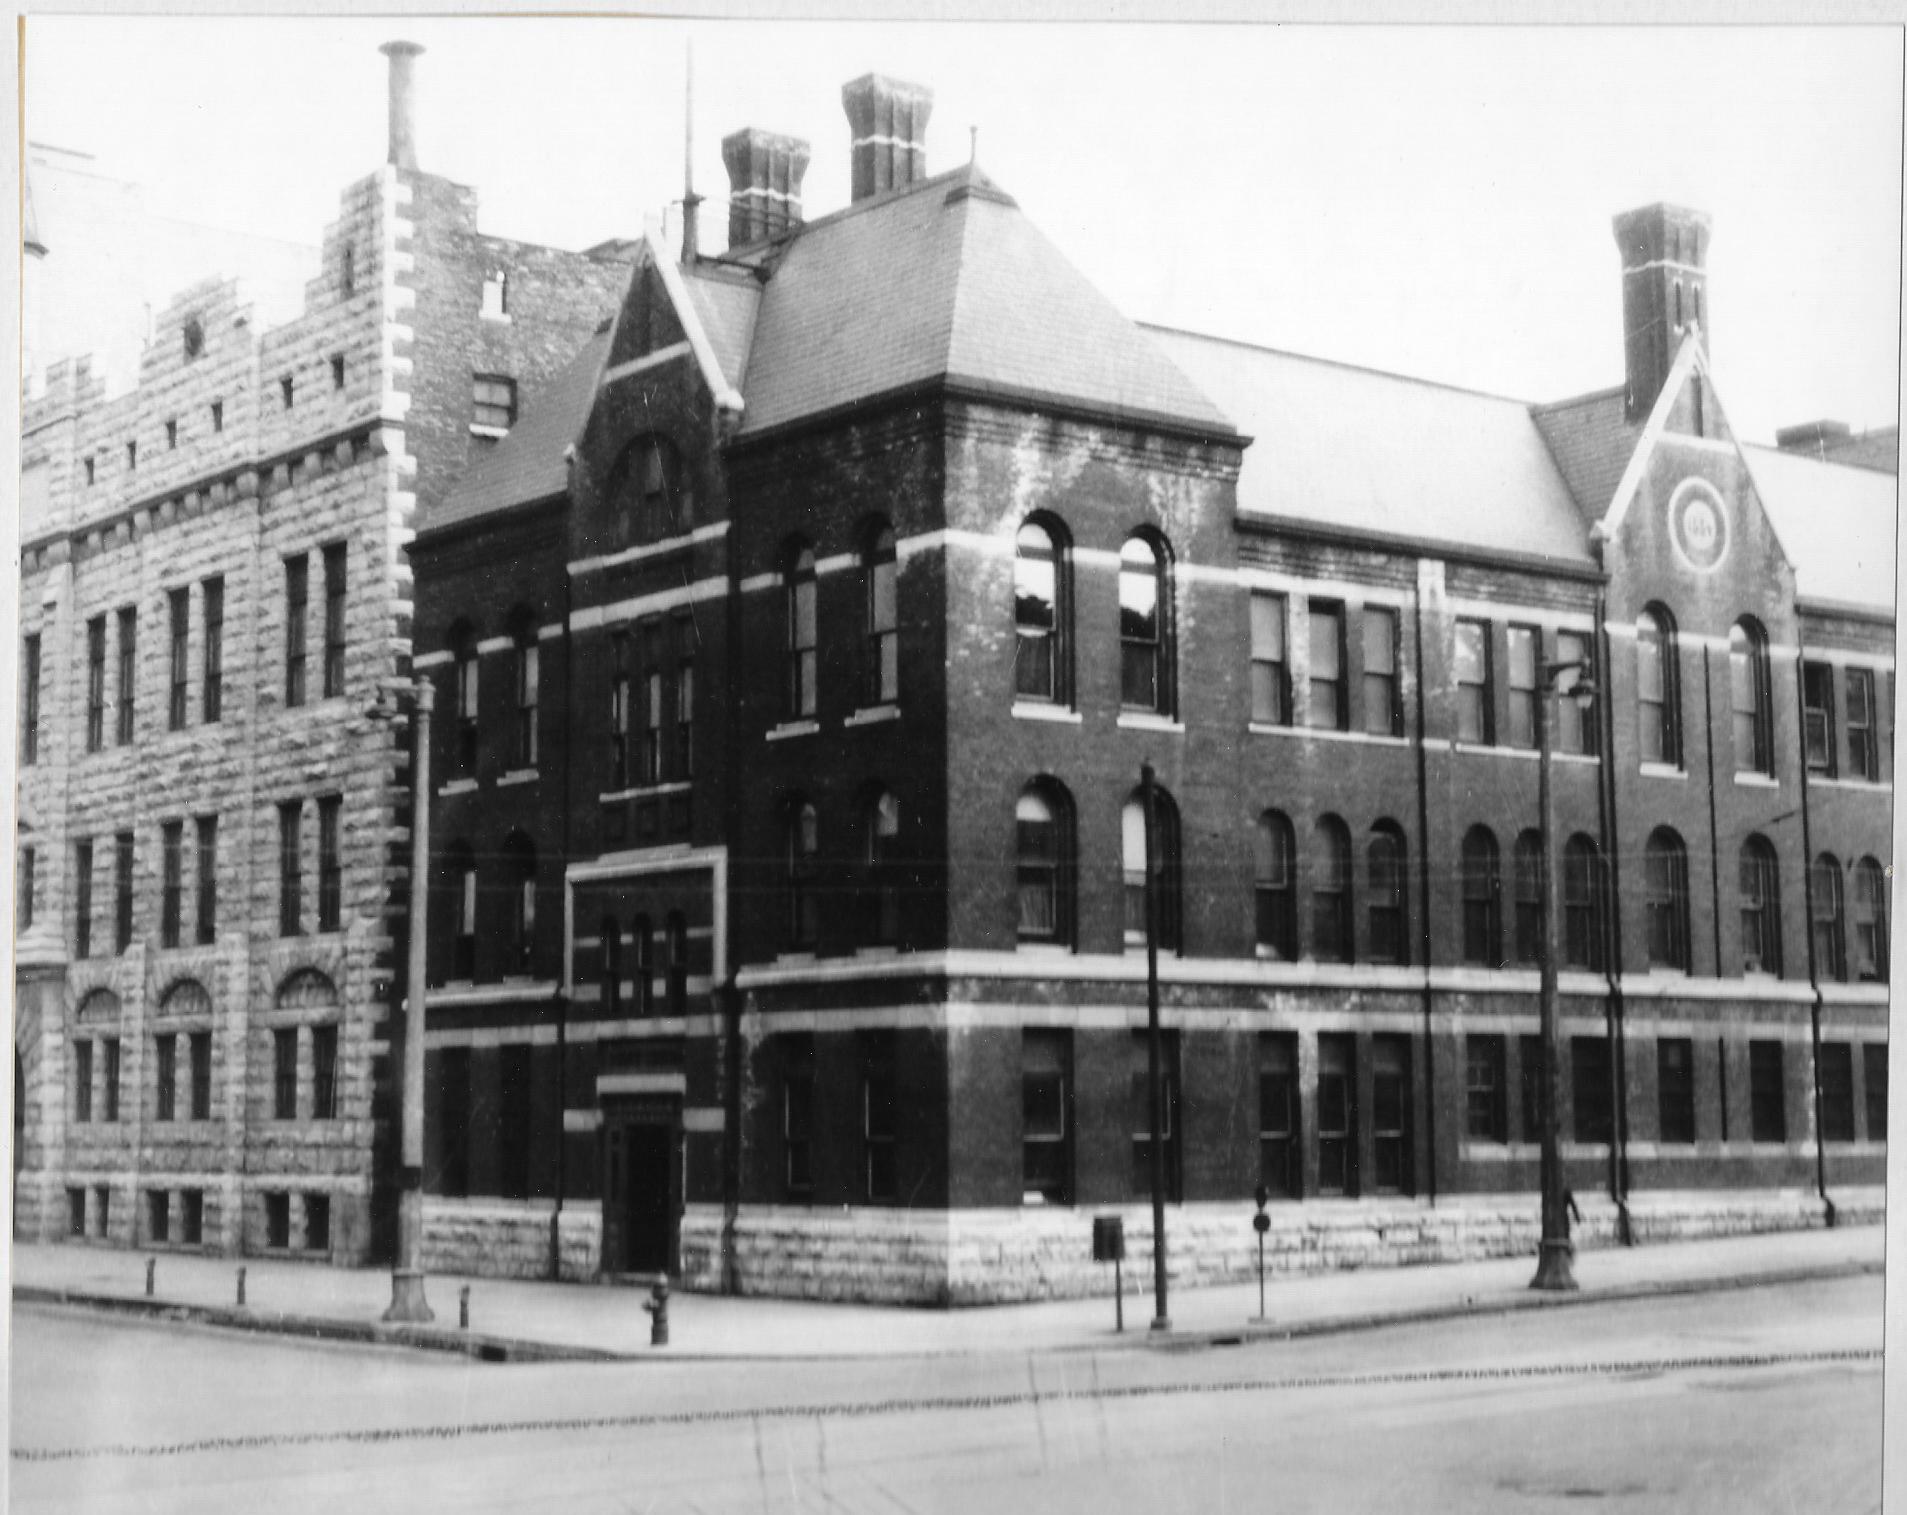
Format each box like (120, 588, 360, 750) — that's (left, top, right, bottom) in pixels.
(19, 50, 1892, 1303)
(406, 83, 1890, 1302)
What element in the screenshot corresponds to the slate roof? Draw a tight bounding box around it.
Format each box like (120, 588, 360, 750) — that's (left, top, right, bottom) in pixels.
(424, 327, 610, 535)
(681, 267, 760, 392)
(1147, 326, 1596, 567)
(1742, 443, 1897, 611)
(734, 165, 1234, 439)
(1530, 387, 1639, 531)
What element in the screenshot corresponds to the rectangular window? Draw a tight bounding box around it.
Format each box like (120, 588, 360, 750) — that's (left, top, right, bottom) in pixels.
(312, 1024, 338, 1122)
(455, 646, 480, 777)
(265, 1192, 290, 1249)
(103, 1038, 121, 1122)
(517, 638, 540, 769)
(74, 1041, 94, 1123)
(1316, 1033, 1356, 1197)
(639, 620, 663, 785)
(317, 795, 342, 932)
(168, 588, 190, 730)
(1555, 630, 1597, 756)
(863, 1034, 898, 1204)
(473, 375, 517, 431)
(273, 1028, 298, 1120)
(1362, 605, 1400, 736)
(1749, 1039, 1785, 1143)
(75, 838, 94, 959)
(1819, 1042, 1855, 1143)
(322, 543, 347, 699)
(68, 1188, 87, 1237)
(181, 1189, 204, 1245)
(1022, 1029, 1072, 1205)
(1371, 1034, 1413, 1193)
(610, 632, 632, 787)
(94, 1185, 111, 1238)
(1505, 625, 1538, 749)
(498, 1043, 533, 1200)
(1128, 1031, 1182, 1202)
(195, 815, 218, 944)
(166, 418, 178, 450)
(1570, 1035, 1612, 1145)
(331, 353, 346, 391)
(1465, 1034, 1507, 1143)
(1259, 1031, 1301, 1198)
(211, 400, 224, 434)
(201, 577, 224, 722)
(1802, 662, 1836, 776)
(285, 556, 308, 707)
(127, 440, 137, 471)
(114, 831, 134, 952)
(278, 801, 302, 936)
(280, 376, 295, 410)
(1519, 1033, 1545, 1144)
(155, 1035, 177, 1122)
(190, 1032, 212, 1120)
(23, 631, 40, 763)
(1249, 592, 1287, 725)
(86, 616, 105, 752)
(481, 271, 509, 320)
(674, 614, 696, 780)
(1863, 1043, 1887, 1141)
(1306, 600, 1345, 730)
(1657, 1037, 1695, 1144)
(17, 846, 35, 931)
(305, 1194, 331, 1254)
(160, 820, 183, 948)
(783, 1037, 814, 1198)
(115, 607, 137, 745)
(148, 1190, 171, 1243)
(1455, 619, 1492, 743)
(1846, 669, 1877, 781)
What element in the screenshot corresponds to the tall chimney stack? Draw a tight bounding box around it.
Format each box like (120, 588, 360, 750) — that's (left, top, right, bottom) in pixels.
(721, 128, 811, 247)
(1612, 202, 1710, 421)
(841, 74, 933, 201)
(380, 41, 425, 171)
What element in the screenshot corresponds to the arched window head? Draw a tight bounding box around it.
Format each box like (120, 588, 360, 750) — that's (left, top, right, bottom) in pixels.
(1311, 816, 1352, 963)
(1014, 519, 1070, 704)
(1811, 854, 1847, 982)
(1562, 835, 1606, 972)
(1738, 835, 1782, 976)
(1253, 810, 1296, 960)
(784, 542, 818, 720)
(1016, 782, 1075, 948)
(786, 798, 820, 950)
(1852, 857, 1889, 982)
(1729, 619, 1772, 776)
(1366, 824, 1408, 966)
(863, 522, 898, 707)
(1511, 830, 1543, 966)
(502, 833, 537, 976)
(1118, 533, 1174, 716)
(1460, 826, 1502, 967)
(1636, 606, 1680, 767)
(1122, 786, 1182, 952)
(1645, 828, 1690, 972)
(864, 788, 901, 948)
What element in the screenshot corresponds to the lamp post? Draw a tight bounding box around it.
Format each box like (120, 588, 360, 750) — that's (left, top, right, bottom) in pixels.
(1140, 761, 1171, 1333)
(376, 677, 435, 1322)
(1532, 660, 1593, 1293)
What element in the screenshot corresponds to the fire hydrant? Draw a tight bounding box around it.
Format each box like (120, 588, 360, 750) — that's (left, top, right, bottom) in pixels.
(642, 1277, 670, 1347)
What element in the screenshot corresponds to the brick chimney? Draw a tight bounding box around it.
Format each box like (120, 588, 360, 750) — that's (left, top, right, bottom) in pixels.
(841, 74, 933, 201)
(721, 128, 811, 247)
(1613, 202, 1710, 421)
(380, 41, 424, 171)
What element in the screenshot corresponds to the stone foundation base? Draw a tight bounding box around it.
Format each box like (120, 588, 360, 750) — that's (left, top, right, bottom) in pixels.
(420, 1199, 602, 1281)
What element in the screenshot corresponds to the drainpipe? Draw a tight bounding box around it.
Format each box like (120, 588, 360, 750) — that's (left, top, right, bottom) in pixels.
(1594, 588, 1633, 1243)
(550, 471, 577, 1281)
(1701, 647, 1725, 980)
(1792, 643, 1834, 1226)
(719, 425, 746, 1296)
(1411, 583, 1437, 1204)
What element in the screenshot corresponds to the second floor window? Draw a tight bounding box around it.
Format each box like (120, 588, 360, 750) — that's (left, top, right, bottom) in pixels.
(1636, 607, 1679, 766)
(1562, 835, 1605, 971)
(1811, 854, 1846, 982)
(1119, 534, 1173, 715)
(787, 800, 819, 951)
(285, 556, 308, 708)
(1362, 606, 1400, 736)
(1738, 835, 1781, 975)
(1505, 625, 1538, 749)
(1454, 619, 1491, 744)
(1851, 856, 1889, 981)
(1306, 600, 1345, 731)
(1645, 828, 1690, 972)
(115, 608, 137, 745)
(504, 834, 537, 975)
(639, 622, 663, 785)
(611, 633, 632, 787)
(1122, 787, 1182, 953)
(1555, 630, 1597, 755)
(75, 840, 93, 958)
(472, 375, 517, 431)
(451, 843, 477, 980)
(21, 632, 39, 763)
(114, 831, 134, 952)
(85, 617, 105, 752)
(168, 589, 190, 731)
(864, 789, 901, 948)
(1249, 592, 1287, 725)
(1729, 620, 1772, 775)
(1367, 824, 1408, 965)
(317, 796, 342, 932)
(279, 802, 302, 936)
(202, 577, 224, 723)
(864, 523, 898, 706)
(160, 820, 183, 948)
(1254, 810, 1296, 960)
(322, 543, 347, 698)
(513, 621, 539, 768)
(785, 544, 817, 720)
(453, 627, 479, 776)
(1311, 816, 1352, 963)
(1016, 783, 1073, 947)
(1846, 668, 1877, 781)
(1511, 830, 1542, 966)
(1461, 825, 1501, 965)
(1802, 662, 1836, 775)
(1014, 520, 1068, 703)
(196, 815, 218, 944)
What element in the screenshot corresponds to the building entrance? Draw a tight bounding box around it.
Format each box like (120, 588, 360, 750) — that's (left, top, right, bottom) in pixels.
(603, 1111, 678, 1276)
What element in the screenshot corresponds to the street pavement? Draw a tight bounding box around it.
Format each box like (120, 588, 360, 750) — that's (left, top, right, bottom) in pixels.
(8, 1221, 1883, 1360)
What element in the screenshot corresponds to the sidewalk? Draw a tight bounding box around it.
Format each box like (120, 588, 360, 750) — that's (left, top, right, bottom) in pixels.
(10, 1224, 1882, 1363)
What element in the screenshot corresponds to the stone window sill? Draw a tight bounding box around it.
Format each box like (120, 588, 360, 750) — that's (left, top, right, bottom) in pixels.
(1012, 702, 1082, 725)
(845, 704, 901, 728)
(1639, 762, 1686, 780)
(766, 720, 819, 743)
(438, 778, 478, 797)
(1117, 711, 1185, 734)
(1733, 772, 1779, 789)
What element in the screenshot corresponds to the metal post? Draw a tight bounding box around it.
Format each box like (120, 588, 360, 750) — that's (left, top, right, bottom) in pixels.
(1141, 761, 1171, 1332)
(1532, 669, 1579, 1292)
(1114, 1256, 1124, 1333)
(236, 1266, 246, 1307)
(386, 681, 436, 1322)
(145, 1257, 155, 1297)
(1257, 1231, 1266, 1320)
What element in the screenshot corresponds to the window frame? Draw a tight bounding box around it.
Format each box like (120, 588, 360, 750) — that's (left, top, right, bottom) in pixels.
(21, 631, 39, 764)
(278, 801, 302, 938)
(1810, 853, 1847, 982)
(1366, 824, 1409, 965)
(1465, 1033, 1508, 1143)
(1022, 1028, 1073, 1206)
(1846, 667, 1878, 781)
(285, 556, 308, 709)
(1254, 810, 1298, 961)
(322, 542, 347, 700)
(863, 521, 899, 707)
(1505, 623, 1538, 750)
(1361, 604, 1401, 737)
(786, 799, 820, 952)
(1851, 856, 1889, 982)
(1460, 825, 1502, 967)
(1013, 518, 1070, 705)
(471, 373, 518, 432)
(1016, 782, 1075, 949)
(1748, 1039, 1786, 1143)
(86, 616, 106, 753)
(317, 795, 343, 933)
(168, 588, 190, 731)
(195, 815, 218, 945)
(785, 542, 818, 721)
(1454, 618, 1493, 745)
(1554, 630, 1598, 756)
(160, 819, 183, 949)
(1249, 591, 1289, 727)
(1122, 786, 1183, 954)
(1118, 532, 1175, 717)
(115, 607, 136, 746)
(1729, 619, 1773, 776)
(1305, 598, 1346, 732)
(1644, 828, 1690, 972)
(1802, 661, 1837, 776)
(1657, 1036, 1696, 1144)
(1636, 606, 1680, 767)
(1258, 1031, 1302, 1199)
(1311, 815, 1353, 963)
(202, 576, 224, 723)
(1737, 835, 1782, 976)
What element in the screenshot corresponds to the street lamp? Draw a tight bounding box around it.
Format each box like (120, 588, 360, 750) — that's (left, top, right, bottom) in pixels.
(369, 677, 436, 1322)
(1532, 659, 1595, 1294)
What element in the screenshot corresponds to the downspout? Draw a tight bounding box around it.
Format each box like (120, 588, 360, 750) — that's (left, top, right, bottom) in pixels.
(718, 414, 746, 1296)
(551, 470, 576, 1281)
(1411, 582, 1437, 1204)
(1792, 642, 1834, 1226)
(1701, 646, 1724, 979)
(1595, 584, 1633, 1244)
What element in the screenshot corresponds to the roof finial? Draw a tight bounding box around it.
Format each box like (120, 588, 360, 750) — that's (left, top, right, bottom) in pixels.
(681, 38, 704, 263)
(969, 125, 978, 167)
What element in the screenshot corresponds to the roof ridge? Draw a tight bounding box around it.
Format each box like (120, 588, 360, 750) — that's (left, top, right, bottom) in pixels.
(1530, 383, 1628, 414)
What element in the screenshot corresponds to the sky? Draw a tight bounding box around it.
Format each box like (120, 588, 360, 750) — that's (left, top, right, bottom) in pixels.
(18, 17, 1906, 445)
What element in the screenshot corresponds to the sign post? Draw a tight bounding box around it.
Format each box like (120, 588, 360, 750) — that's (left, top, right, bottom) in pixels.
(1093, 1215, 1126, 1333)
(1252, 1184, 1271, 1320)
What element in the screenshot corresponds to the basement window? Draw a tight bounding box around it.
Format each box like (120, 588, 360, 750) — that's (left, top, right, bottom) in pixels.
(281, 376, 295, 410)
(481, 269, 510, 321)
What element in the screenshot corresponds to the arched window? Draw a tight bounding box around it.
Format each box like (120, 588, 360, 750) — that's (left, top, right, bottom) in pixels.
(612, 435, 686, 541)
(1852, 857, 1889, 981)
(449, 619, 479, 777)
(1644, 828, 1690, 972)
(1014, 519, 1069, 703)
(1811, 853, 1846, 982)
(785, 541, 818, 720)
(447, 839, 476, 980)
(510, 606, 539, 769)
(1122, 786, 1182, 952)
(1016, 781, 1075, 948)
(1254, 810, 1297, 960)
(1118, 532, 1174, 716)
(1738, 835, 1782, 976)
(1461, 827, 1501, 966)
(1311, 816, 1352, 962)
(502, 832, 537, 976)
(632, 914, 654, 1014)
(666, 911, 689, 1016)
(863, 522, 898, 707)
(1729, 619, 1772, 776)
(1562, 835, 1606, 971)
(1366, 823, 1408, 965)
(786, 798, 819, 951)
(1511, 830, 1543, 966)
(864, 788, 901, 948)
(600, 917, 621, 1015)
(1636, 606, 1680, 767)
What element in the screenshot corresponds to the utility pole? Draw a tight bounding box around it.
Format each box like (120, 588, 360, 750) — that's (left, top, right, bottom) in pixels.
(386, 679, 436, 1322)
(1141, 761, 1171, 1331)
